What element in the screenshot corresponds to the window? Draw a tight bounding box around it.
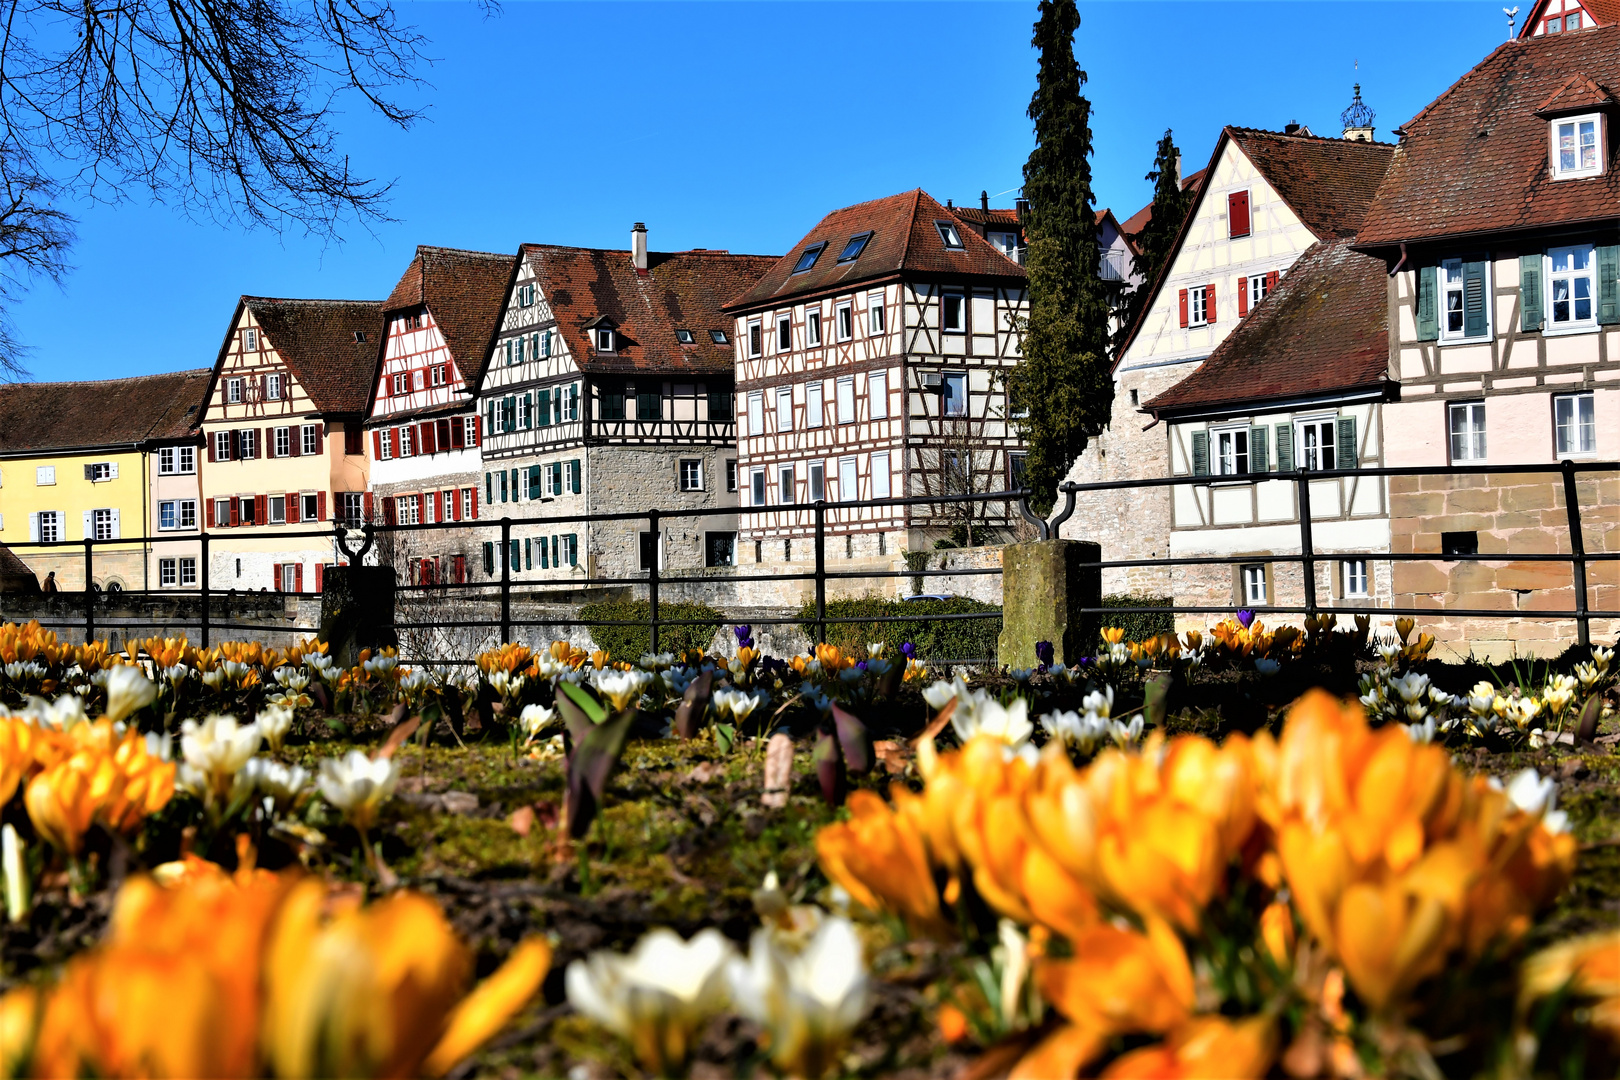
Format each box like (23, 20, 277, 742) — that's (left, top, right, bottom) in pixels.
(942, 292, 965, 333)
(269, 495, 286, 525)
(178, 446, 195, 473)
(792, 242, 826, 274)
(392, 373, 408, 395)
(160, 559, 177, 586)
(751, 468, 766, 506)
(676, 328, 694, 344)
(639, 531, 659, 571)
(680, 459, 703, 491)
(839, 457, 858, 503)
(748, 320, 762, 357)
(92, 508, 115, 541)
(244, 328, 257, 351)
(1009, 451, 1029, 490)
(343, 492, 364, 526)
(595, 328, 615, 352)
(226, 378, 243, 404)
(1214, 427, 1250, 476)
(809, 462, 825, 502)
(159, 501, 178, 529)
(872, 452, 890, 499)
(869, 372, 888, 419)
(776, 315, 792, 351)
(179, 500, 196, 529)
(1547, 245, 1595, 328)
(1343, 559, 1369, 598)
(1249, 274, 1270, 310)
(1440, 258, 1490, 340)
(518, 393, 532, 429)
(726, 459, 738, 492)
(868, 293, 886, 334)
(837, 231, 872, 263)
(986, 231, 1019, 258)
(1227, 190, 1251, 239)
(399, 426, 414, 457)
(779, 465, 795, 504)
(430, 364, 447, 387)
(302, 425, 319, 455)
(180, 558, 197, 586)
(1449, 402, 1487, 461)
(89, 462, 112, 482)
(35, 511, 61, 543)
(710, 329, 729, 344)
(836, 302, 853, 341)
(159, 447, 177, 474)
(705, 533, 737, 567)
(1551, 114, 1602, 180)
(806, 308, 822, 346)
(213, 498, 230, 527)
(943, 372, 968, 417)
(238, 497, 255, 526)
(708, 386, 733, 422)
(1242, 564, 1267, 606)
(462, 488, 474, 521)
(278, 564, 298, 592)
(776, 387, 793, 431)
(1296, 419, 1336, 471)
(836, 376, 855, 424)
(239, 429, 257, 459)
(35, 465, 54, 485)
(266, 373, 282, 400)
(274, 427, 290, 457)
(214, 431, 232, 461)
(1555, 392, 1596, 455)
(935, 220, 964, 249)
(399, 494, 421, 525)
(1188, 286, 1210, 327)
(747, 391, 764, 435)
(636, 384, 661, 421)
(807, 382, 824, 428)
(1442, 531, 1479, 557)
(377, 429, 393, 460)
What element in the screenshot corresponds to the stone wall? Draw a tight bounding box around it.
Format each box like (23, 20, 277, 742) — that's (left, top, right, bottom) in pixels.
(0, 591, 320, 649)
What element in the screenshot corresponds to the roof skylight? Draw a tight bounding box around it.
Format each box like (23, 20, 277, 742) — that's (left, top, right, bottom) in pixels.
(792, 242, 826, 274)
(837, 232, 873, 263)
(935, 220, 965, 250)
(676, 329, 695, 344)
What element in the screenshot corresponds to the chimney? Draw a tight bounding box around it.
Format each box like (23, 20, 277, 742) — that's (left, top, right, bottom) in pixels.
(1285, 120, 1301, 135)
(631, 222, 648, 274)
(1015, 197, 1030, 222)
(980, 189, 989, 212)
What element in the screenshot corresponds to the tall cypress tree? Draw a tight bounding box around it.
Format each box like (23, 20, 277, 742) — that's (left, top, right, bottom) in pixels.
(1117, 129, 1192, 349)
(1011, 0, 1113, 516)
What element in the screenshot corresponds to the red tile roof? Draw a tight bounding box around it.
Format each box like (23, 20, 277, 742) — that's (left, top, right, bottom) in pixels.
(523, 245, 777, 375)
(237, 298, 384, 415)
(727, 189, 1025, 312)
(1144, 239, 1390, 417)
(1358, 26, 1620, 246)
(1119, 167, 1207, 240)
(949, 206, 1021, 227)
(0, 369, 212, 453)
(1519, 0, 1619, 36)
(383, 246, 518, 384)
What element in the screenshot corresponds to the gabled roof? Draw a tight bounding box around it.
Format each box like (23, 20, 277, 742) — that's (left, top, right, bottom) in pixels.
(1119, 167, 1207, 241)
(1358, 26, 1620, 246)
(1535, 71, 1619, 115)
(1144, 239, 1390, 417)
(383, 246, 518, 384)
(232, 298, 383, 415)
(0, 369, 211, 454)
(949, 205, 1021, 228)
(523, 245, 777, 375)
(1518, 0, 1619, 37)
(727, 189, 1025, 312)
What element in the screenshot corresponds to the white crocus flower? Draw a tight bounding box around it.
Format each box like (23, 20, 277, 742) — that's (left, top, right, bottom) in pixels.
(316, 750, 398, 831)
(243, 756, 309, 814)
(1404, 715, 1437, 744)
(952, 691, 1033, 751)
(256, 704, 294, 754)
(180, 714, 261, 796)
(1109, 714, 1145, 747)
(592, 668, 653, 712)
(1575, 662, 1603, 692)
(519, 703, 557, 739)
(25, 694, 90, 731)
(920, 680, 957, 712)
(103, 665, 158, 724)
(725, 915, 870, 1080)
(1388, 672, 1431, 705)
(566, 928, 735, 1074)
(1543, 674, 1577, 717)
(1592, 645, 1614, 674)
(1504, 768, 1557, 818)
(1080, 686, 1114, 720)
(200, 668, 228, 693)
(1467, 682, 1500, 716)
(712, 688, 762, 726)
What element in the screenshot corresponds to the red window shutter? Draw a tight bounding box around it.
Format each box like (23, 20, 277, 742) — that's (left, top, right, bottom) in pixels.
(372, 430, 382, 458)
(451, 418, 465, 449)
(1237, 279, 1249, 318)
(416, 423, 430, 455)
(289, 428, 300, 458)
(255, 494, 268, 525)
(383, 496, 396, 525)
(437, 419, 451, 451)
(273, 563, 282, 591)
(315, 563, 324, 593)
(1178, 289, 1189, 328)
(317, 491, 327, 521)
(1206, 286, 1217, 323)
(472, 416, 481, 446)
(363, 492, 374, 521)
(1228, 191, 1250, 238)
(259, 375, 267, 399)
(313, 423, 324, 441)
(287, 493, 299, 524)
(206, 500, 215, 528)
(207, 435, 217, 463)
(1266, 270, 1279, 291)
(451, 489, 461, 521)
(470, 486, 478, 519)
(294, 564, 303, 593)
(230, 499, 240, 526)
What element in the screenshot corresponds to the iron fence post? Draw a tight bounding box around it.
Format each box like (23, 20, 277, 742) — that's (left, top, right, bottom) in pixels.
(814, 500, 827, 644)
(1295, 468, 1317, 621)
(199, 532, 211, 647)
(647, 508, 661, 654)
(83, 538, 94, 644)
(1560, 459, 1592, 649)
(500, 517, 512, 644)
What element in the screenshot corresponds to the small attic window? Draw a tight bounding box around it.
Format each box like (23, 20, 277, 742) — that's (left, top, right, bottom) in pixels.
(676, 329, 695, 344)
(837, 232, 873, 263)
(353, 331, 367, 343)
(1551, 114, 1604, 179)
(792, 242, 826, 274)
(596, 328, 616, 353)
(935, 220, 965, 249)
(710, 330, 729, 344)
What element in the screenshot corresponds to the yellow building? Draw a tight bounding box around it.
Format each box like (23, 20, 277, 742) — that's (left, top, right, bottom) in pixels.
(0, 371, 209, 591)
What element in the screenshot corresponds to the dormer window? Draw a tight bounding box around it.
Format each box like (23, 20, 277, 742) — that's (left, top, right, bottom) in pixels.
(792, 243, 826, 274)
(837, 232, 873, 263)
(596, 328, 615, 352)
(1551, 114, 1603, 179)
(676, 328, 695, 344)
(935, 220, 965, 249)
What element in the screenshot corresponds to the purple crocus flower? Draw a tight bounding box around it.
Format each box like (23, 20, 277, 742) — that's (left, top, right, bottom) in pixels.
(1035, 640, 1054, 667)
(1236, 609, 1255, 629)
(900, 641, 916, 659)
(857, 660, 869, 671)
(734, 624, 752, 642)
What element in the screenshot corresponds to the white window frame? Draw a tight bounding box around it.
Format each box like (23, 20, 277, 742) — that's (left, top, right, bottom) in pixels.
(301, 425, 318, 455)
(679, 458, 704, 491)
(1212, 424, 1250, 476)
(835, 301, 853, 342)
(399, 426, 414, 457)
(1448, 401, 1487, 462)
(809, 462, 826, 502)
(776, 314, 792, 352)
(1294, 416, 1337, 472)
(1342, 559, 1369, 599)
(159, 500, 178, 530)
(750, 467, 766, 506)
(37, 510, 61, 543)
(1550, 114, 1603, 180)
(747, 319, 762, 358)
(942, 372, 968, 417)
(838, 456, 858, 504)
(1554, 391, 1597, 456)
(239, 429, 257, 459)
(214, 431, 231, 461)
(430, 364, 446, 387)
(942, 292, 966, 333)
(92, 508, 115, 541)
(806, 381, 824, 428)
(868, 292, 886, 334)
(265, 373, 283, 400)
(835, 376, 855, 424)
(35, 465, 54, 486)
(778, 465, 795, 505)
(392, 373, 408, 396)
(180, 557, 197, 586)
(159, 447, 176, 475)
(747, 391, 764, 436)
(987, 231, 1019, 258)
(274, 426, 291, 458)
(180, 499, 197, 529)
(1248, 274, 1269, 310)
(776, 387, 793, 432)
(1242, 564, 1268, 606)
(159, 558, 177, 586)
(726, 460, 737, 492)
(90, 462, 113, 482)
(1439, 258, 1492, 343)
(226, 378, 243, 404)
(1545, 244, 1597, 332)
(243, 328, 257, 351)
(269, 495, 286, 525)
(869, 371, 888, 420)
(1188, 286, 1210, 328)
(596, 328, 616, 353)
(872, 452, 891, 499)
(806, 308, 822, 347)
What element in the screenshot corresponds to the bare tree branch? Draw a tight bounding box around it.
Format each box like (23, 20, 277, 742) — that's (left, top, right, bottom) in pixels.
(0, 147, 74, 378)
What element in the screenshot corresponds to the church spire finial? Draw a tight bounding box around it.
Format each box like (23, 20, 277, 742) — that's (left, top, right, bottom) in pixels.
(1341, 78, 1376, 142)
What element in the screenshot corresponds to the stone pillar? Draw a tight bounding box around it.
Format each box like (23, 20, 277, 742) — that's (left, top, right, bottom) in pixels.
(318, 566, 398, 668)
(997, 539, 1101, 669)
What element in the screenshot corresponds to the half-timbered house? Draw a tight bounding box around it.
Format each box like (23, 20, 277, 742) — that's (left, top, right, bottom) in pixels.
(1517, 0, 1613, 37)
(725, 189, 1029, 571)
(366, 246, 516, 587)
(475, 227, 774, 582)
(199, 298, 380, 593)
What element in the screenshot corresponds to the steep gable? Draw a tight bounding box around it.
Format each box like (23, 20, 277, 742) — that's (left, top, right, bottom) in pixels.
(233, 298, 384, 414)
(383, 246, 518, 384)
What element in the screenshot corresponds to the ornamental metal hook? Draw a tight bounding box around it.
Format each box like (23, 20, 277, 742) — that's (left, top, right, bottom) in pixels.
(334, 521, 375, 563)
(1016, 490, 1051, 541)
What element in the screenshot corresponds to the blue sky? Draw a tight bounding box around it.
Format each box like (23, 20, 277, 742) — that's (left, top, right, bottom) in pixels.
(13, 1, 1509, 382)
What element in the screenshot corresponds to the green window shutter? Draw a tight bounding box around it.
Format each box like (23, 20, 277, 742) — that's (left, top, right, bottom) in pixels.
(485, 472, 492, 503)
(566, 533, 578, 566)
(1190, 430, 1209, 476)
(528, 464, 539, 498)
(524, 538, 532, 571)
(570, 459, 582, 494)
(482, 542, 494, 575)
(1336, 416, 1358, 470)
(524, 392, 534, 429)
(540, 537, 549, 569)
(510, 539, 520, 569)
(1275, 423, 1294, 472)
(1416, 265, 1438, 341)
(1463, 260, 1488, 337)
(1598, 245, 1620, 324)
(1248, 425, 1269, 473)
(1519, 253, 1544, 332)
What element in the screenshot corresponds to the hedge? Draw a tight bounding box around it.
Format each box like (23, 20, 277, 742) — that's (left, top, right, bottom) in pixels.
(798, 596, 1002, 662)
(579, 600, 724, 659)
(1098, 592, 1176, 644)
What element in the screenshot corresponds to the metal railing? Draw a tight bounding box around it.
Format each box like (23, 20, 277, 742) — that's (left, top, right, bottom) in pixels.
(1, 460, 1614, 657)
